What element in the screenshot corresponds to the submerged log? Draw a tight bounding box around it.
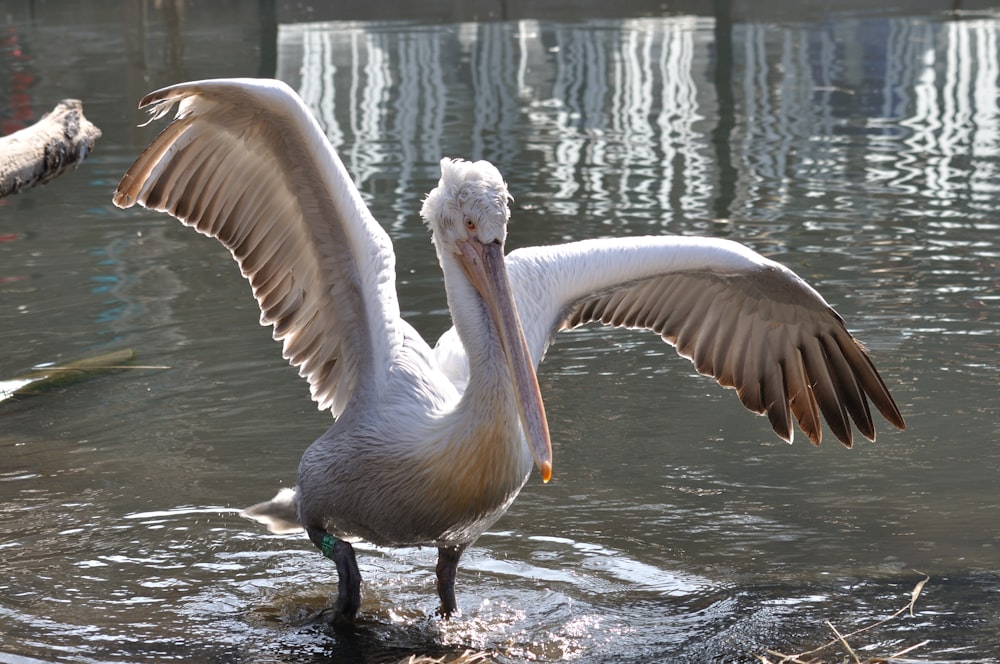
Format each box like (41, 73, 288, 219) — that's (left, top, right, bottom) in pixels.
(0, 349, 138, 402)
(0, 99, 102, 198)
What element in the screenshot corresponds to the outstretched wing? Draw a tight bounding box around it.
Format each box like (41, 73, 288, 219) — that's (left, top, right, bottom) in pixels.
(114, 78, 407, 417)
(501, 235, 905, 447)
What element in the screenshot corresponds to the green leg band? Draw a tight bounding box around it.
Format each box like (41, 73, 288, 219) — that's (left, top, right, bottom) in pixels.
(320, 533, 338, 560)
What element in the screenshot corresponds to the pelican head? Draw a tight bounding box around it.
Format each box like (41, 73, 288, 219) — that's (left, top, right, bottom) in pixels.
(421, 158, 553, 483)
(420, 158, 511, 248)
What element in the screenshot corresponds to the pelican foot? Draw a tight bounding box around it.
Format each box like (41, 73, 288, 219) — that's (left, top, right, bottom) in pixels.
(435, 545, 465, 618)
(308, 528, 362, 622)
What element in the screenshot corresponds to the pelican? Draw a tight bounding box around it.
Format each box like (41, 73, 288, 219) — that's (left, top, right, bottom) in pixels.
(113, 78, 905, 622)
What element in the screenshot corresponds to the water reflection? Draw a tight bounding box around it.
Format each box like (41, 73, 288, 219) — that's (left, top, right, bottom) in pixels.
(278, 15, 1000, 233)
(1, 5, 999, 664)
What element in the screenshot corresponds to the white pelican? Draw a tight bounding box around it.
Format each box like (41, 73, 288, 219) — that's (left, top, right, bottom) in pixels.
(113, 78, 905, 622)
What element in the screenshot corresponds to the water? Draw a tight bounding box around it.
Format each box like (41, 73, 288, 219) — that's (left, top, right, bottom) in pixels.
(1, 2, 998, 662)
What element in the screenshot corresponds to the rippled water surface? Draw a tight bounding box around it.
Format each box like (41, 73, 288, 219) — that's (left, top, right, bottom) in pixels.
(1, 3, 998, 662)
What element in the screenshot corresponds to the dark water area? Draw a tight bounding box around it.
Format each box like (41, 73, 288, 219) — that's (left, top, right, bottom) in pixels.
(1, 2, 998, 662)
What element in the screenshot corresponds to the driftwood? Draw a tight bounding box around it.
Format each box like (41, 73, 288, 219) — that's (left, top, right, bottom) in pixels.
(0, 99, 102, 198)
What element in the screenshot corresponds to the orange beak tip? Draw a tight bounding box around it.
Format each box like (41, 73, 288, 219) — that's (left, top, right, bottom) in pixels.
(540, 461, 552, 483)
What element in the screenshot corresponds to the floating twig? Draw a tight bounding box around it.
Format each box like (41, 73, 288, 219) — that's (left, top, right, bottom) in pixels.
(758, 575, 932, 664)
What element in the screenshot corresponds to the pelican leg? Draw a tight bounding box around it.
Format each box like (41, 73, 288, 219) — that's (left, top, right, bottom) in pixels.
(308, 527, 361, 623)
(435, 545, 465, 617)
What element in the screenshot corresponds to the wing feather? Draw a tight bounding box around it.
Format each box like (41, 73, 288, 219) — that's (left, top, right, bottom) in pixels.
(821, 333, 873, 441)
(800, 335, 852, 445)
(784, 348, 822, 443)
(114, 78, 407, 416)
(503, 236, 904, 447)
(762, 351, 791, 442)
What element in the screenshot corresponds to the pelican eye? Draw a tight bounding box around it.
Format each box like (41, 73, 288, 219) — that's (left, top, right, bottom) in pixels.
(464, 218, 476, 231)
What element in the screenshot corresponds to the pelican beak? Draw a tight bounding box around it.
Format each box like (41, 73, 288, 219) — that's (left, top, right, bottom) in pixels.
(457, 239, 553, 482)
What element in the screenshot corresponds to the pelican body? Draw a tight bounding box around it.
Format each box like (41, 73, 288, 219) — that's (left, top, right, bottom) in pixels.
(113, 78, 904, 621)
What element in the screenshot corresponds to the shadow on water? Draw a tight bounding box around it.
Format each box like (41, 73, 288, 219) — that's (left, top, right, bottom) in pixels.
(2, 1, 999, 662)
